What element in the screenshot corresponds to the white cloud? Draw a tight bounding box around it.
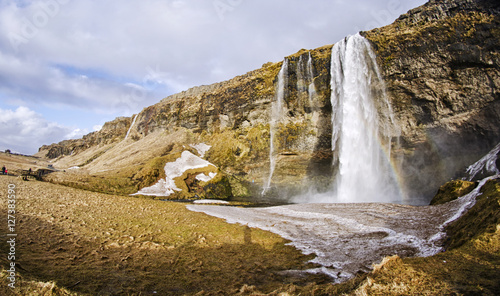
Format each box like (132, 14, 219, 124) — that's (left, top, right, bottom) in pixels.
(0, 106, 87, 154)
(0, 0, 427, 94)
(0, 51, 160, 115)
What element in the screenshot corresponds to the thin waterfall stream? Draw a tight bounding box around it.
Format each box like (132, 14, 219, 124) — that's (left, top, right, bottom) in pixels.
(124, 114, 138, 140)
(262, 59, 288, 195)
(306, 52, 317, 105)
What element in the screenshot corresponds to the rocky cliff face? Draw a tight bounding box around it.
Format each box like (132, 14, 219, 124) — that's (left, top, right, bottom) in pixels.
(38, 0, 500, 204)
(39, 116, 133, 159)
(363, 0, 500, 199)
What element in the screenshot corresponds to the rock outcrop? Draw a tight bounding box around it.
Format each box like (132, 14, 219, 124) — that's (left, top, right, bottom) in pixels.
(37, 0, 500, 203)
(38, 116, 133, 159)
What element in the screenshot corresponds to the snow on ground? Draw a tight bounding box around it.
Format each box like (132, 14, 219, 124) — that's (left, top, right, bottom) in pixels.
(195, 172, 217, 182)
(133, 151, 216, 197)
(187, 177, 494, 282)
(192, 199, 229, 204)
(190, 143, 211, 158)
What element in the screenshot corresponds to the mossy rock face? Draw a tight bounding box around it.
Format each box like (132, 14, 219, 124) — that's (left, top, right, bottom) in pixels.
(430, 180, 477, 205)
(205, 124, 270, 173)
(362, 6, 500, 201)
(201, 173, 233, 200)
(226, 176, 259, 198)
(445, 178, 500, 250)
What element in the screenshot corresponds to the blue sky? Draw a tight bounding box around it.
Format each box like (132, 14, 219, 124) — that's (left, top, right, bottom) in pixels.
(0, 0, 427, 155)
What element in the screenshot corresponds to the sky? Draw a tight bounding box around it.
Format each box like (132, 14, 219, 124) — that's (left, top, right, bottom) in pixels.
(0, 0, 427, 155)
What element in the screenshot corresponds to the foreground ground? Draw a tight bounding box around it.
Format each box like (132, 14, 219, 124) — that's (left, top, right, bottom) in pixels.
(0, 175, 342, 295)
(0, 155, 499, 295)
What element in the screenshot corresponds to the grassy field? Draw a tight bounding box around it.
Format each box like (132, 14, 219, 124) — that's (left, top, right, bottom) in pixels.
(0, 176, 343, 295)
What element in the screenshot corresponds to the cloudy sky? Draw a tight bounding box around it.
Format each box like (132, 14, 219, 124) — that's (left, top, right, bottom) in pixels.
(0, 0, 427, 155)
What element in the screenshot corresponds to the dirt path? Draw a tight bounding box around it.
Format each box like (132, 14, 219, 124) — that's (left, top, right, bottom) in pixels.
(0, 176, 320, 295)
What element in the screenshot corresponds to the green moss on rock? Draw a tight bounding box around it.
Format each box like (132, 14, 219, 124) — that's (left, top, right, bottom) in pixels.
(201, 173, 233, 200)
(430, 179, 477, 205)
(206, 124, 269, 172)
(444, 178, 500, 250)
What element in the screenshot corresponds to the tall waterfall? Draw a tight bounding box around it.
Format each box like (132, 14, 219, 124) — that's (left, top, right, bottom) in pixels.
(262, 59, 288, 195)
(329, 33, 401, 203)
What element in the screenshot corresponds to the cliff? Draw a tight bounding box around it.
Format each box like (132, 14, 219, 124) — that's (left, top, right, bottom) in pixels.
(363, 0, 500, 199)
(37, 0, 500, 203)
(38, 116, 133, 159)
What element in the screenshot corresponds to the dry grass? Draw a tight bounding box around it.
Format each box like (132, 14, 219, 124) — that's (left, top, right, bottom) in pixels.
(430, 180, 477, 205)
(0, 153, 51, 175)
(351, 255, 455, 296)
(0, 176, 326, 295)
(0, 269, 82, 296)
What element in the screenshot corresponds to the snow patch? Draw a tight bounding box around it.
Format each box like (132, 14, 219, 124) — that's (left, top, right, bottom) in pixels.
(195, 172, 217, 182)
(193, 199, 229, 204)
(132, 151, 216, 197)
(190, 143, 211, 158)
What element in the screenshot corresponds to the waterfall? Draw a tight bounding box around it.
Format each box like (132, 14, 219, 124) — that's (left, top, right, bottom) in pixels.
(306, 52, 317, 104)
(297, 55, 306, 93)
(296, 53, 317, 108)
(262, 59, 288, 195)
(329, 33, 401, 203)
(125, 114, 137, 140)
